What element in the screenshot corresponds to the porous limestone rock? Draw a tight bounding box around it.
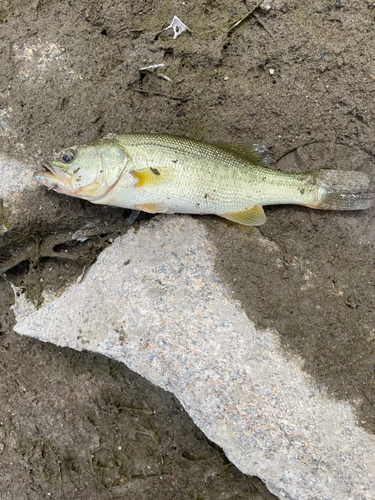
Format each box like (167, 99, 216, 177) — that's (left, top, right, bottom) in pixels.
(0, 154, 37, 235)
(14, 215, 375, 500)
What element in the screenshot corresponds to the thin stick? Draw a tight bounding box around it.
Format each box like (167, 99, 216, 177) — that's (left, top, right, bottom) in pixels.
(228, 1, 264, 34)
(132, 87, 190, 102)
(253, 13, 273, 38)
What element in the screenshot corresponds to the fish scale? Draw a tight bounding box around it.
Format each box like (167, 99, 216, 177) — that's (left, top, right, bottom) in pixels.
(114, 134, 309, 212)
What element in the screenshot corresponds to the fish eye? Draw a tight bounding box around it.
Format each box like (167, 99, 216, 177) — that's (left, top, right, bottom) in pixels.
(61, 149, 75, 163)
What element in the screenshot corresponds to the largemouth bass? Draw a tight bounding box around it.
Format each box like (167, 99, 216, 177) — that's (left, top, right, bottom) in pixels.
(35, 133, 373, 226)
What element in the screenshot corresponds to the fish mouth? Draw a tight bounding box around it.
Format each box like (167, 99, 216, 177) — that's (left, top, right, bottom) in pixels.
(34, 161, 71, 189)
(42, 160, 58, 177)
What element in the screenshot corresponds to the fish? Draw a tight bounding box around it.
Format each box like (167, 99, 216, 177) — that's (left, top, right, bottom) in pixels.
(35, 133, 373, 226)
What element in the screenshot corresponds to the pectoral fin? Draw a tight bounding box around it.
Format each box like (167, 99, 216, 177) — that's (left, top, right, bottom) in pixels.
(220, 205, 266, 226)
(131, 167, 177, 188)
(135, 202, 174, 214)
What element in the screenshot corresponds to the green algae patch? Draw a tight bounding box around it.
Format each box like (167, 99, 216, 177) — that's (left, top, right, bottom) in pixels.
(0, 198, 12, 234)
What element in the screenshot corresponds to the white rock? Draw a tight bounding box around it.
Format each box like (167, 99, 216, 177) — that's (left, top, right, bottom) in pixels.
(165, 16, 190, 39)
(261, 0, 273, 11)
(0, 154, 37, 204)
(14, 215, 375, 500)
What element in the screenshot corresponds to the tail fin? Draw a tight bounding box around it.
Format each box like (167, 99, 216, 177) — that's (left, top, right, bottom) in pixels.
(312, 170, 373, 210)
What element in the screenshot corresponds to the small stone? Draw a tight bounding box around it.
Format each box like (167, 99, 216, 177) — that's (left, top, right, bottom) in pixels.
(260, 0, 273, 11)
(164, 16, 190, 39)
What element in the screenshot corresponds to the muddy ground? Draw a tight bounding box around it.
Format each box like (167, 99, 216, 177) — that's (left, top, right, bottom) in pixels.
(0, 0, 374, 498)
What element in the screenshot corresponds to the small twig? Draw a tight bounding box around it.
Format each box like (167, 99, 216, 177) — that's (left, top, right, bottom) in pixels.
(135, 427, 159, 443)
(158, 73, 173, 83)
(117, 406, 154, 415)
(139, 63, 165, 71)
(228, 1, 264, 34)
(132, 87, 190, 102)
(275, 142, 318, 164)
(57, 461, 62, 491)
(253, 13, 273, 38)
(360, 388, 373, 404)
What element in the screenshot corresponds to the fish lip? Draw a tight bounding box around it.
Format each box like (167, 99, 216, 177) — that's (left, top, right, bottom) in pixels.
(35, 158, 78, 196)
(34, 160, 57, 182)
(34, 161, 67, 189)
(41, 160, 57, 177)
(34, 171, 59, 190)
(38, 160, 72, 184)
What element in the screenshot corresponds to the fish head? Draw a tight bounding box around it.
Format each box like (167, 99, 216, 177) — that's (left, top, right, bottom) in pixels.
(35, 139, 129, 201)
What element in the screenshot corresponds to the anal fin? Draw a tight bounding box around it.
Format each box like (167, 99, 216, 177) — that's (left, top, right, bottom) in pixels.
(220, 205, 266, 226)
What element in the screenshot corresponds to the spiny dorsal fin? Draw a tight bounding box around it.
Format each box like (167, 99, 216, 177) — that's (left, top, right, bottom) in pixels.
(220, 205, 266, 226)
(215, 143, 272, 167)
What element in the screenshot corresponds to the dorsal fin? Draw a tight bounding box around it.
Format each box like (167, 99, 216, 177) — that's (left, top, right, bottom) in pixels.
(215, 143, 272, 167)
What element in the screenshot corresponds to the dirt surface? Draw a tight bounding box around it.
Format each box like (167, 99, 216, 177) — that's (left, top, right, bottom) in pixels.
(207, 142, 375, 432)
(0, 332, 271, 500)
(0, 0, 375, 497)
